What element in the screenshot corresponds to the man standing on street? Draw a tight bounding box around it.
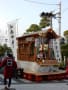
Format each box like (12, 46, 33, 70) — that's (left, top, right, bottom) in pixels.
(0, 52, 17, 90)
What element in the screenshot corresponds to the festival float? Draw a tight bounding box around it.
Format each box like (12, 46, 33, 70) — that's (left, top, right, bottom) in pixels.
(17, 28, 66, 82)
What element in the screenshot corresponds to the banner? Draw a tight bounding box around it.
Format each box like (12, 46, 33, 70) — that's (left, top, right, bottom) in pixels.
(7, 21, 17, 61)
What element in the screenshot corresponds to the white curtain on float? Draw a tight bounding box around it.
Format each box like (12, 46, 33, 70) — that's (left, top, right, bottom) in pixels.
(52, 39, 62, 62)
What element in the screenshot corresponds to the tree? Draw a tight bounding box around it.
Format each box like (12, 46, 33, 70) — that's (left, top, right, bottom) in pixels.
(3, 44, 12, 53)
(39, 12, 55, 28)
(61, 44, 68, 60)
(0, 44, 12, 57)
(0, 45, 4, 56)
(64, 30, 68, 36)
(26, 12, 54, 33)
(26, 24, 41, 32)
(64, 30, 68, 43)
(39, 17, 50, 28)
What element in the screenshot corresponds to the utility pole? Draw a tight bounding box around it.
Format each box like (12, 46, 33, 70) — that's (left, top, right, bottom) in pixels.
(58, 1, 61, 36)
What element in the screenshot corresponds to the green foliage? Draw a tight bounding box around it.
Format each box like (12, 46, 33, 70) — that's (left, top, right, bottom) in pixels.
(0, 44, 12, 57)
(26, 24, 41, 32)
(61, 44, 68, 49)
(39, 17, 50, 28)
(26, 12, 51, 33)
(0, 45, 4, 56)
(61, 44, 68, 59)
(64, 30, 68, 36)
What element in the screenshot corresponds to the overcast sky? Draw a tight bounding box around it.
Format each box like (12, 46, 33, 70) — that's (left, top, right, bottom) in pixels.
(0, 0, 68, 37)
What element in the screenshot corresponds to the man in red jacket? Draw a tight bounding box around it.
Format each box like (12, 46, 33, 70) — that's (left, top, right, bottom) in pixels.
(0, 53, 17, 90)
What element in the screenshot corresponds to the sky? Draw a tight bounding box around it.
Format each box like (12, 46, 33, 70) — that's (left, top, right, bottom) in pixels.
(0, 0, 68, 37)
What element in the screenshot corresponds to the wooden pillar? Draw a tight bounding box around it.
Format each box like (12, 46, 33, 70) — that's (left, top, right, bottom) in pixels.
(34, 47, 37, 61)
(48, 40, 50, 60)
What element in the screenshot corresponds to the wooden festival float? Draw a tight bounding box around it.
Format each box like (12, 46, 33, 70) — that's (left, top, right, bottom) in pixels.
(17, 28, 66, 82)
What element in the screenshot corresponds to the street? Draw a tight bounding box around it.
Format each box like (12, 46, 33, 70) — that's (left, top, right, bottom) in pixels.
(0, 82, 68, 90)
(0, 74, 68, 90)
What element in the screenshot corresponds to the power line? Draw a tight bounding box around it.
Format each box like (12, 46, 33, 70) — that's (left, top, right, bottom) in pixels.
(24, 0, 61, 36)
(24, 0, 59, 5)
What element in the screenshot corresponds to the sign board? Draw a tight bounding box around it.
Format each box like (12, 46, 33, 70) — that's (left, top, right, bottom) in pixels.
(8, 21, 17, 61)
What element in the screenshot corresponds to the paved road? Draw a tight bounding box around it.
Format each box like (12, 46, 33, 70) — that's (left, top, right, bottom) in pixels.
(0, 74, 68, 90)
(0, 74, 33, 85)
(0, 83, 68, 90)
